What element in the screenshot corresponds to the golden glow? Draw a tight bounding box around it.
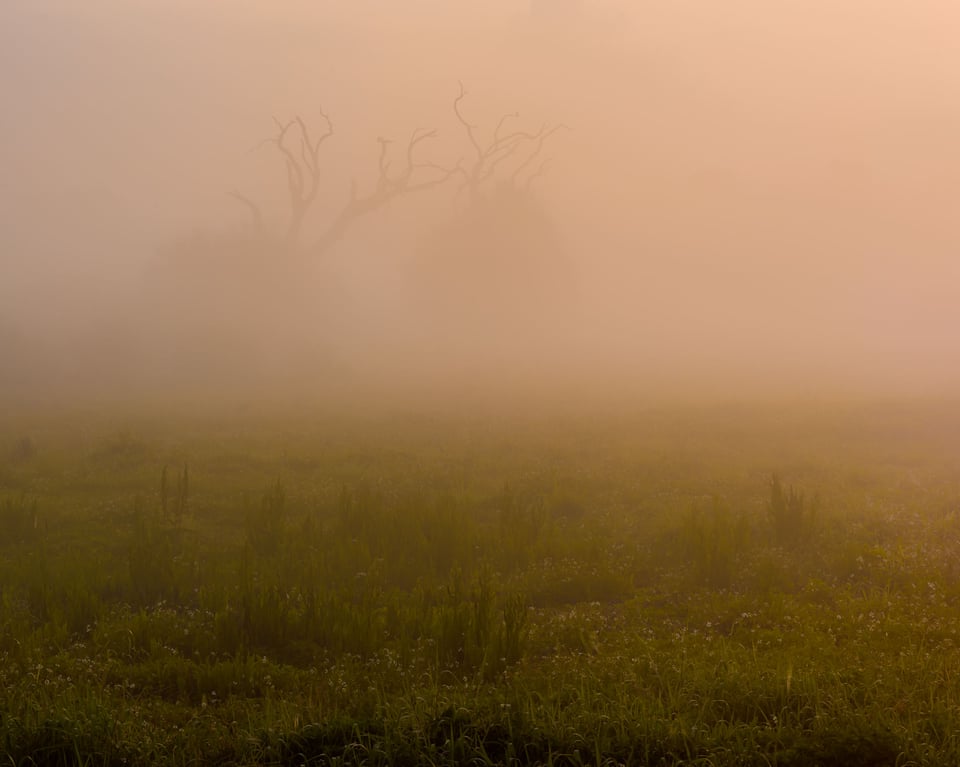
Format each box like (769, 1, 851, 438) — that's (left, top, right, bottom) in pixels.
(2, 0, 958, 407)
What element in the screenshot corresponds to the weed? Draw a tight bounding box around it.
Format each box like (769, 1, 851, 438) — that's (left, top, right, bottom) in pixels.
(768, 473, 816, 548)
(0, 404, 956, 765)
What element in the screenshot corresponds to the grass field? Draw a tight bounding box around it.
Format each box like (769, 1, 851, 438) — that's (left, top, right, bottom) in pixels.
(2, 400, 959, 765)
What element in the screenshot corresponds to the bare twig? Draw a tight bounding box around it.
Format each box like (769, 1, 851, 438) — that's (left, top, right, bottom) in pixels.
(227, 191, 265, 237)
(311, 129, 460, 255)
(453, 81, 483, 162)
(511, 123, 569, 188)
(262, 111, 335, 246)
(452, 84, 566, 198)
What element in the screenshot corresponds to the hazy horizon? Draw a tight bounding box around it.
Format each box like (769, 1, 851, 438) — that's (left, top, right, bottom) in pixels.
(3, 0, 958, 410)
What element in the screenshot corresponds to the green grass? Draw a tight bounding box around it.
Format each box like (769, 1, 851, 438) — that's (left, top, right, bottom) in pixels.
(1, 401, 959, 764)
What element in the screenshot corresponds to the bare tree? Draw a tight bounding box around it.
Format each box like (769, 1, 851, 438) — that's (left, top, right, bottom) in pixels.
(451, 81, 566, 200)
(232, 110, 459, 256)
(410, 84, 574, 360)
(311, 128, 460, 255)
(226, 86, 565, 259)
(230, 83, 566, 254)
(267, 113, 335, 249)
(145, 87, 571, 389)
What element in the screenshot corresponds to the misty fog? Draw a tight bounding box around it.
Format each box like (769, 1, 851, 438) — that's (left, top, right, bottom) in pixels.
(2, 0, 958, 409)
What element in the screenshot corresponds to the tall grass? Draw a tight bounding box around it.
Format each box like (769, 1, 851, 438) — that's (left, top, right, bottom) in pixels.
(0, 404, 958, 764)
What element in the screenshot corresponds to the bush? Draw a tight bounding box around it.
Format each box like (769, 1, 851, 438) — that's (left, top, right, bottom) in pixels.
(768, 474, 815, 548)
(10, 435, 35, 462)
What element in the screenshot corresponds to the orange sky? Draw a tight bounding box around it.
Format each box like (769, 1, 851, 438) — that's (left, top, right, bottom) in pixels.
(1, 0, 958, 404)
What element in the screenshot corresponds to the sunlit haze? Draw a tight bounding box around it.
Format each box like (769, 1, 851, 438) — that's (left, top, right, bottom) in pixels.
(2, 0, 958, 410)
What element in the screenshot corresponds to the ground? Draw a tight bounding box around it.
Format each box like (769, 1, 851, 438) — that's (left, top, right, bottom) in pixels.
(1, 400, 959, 765)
